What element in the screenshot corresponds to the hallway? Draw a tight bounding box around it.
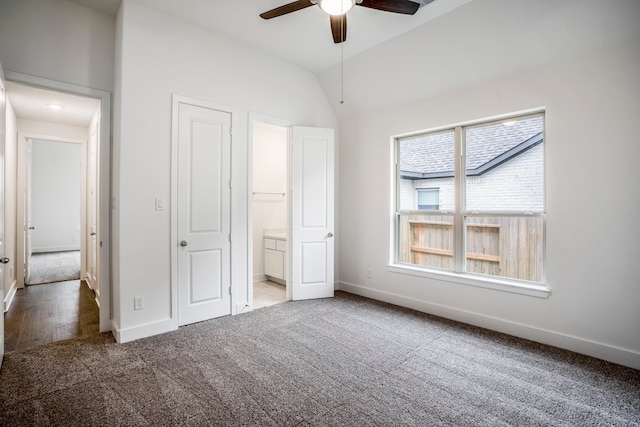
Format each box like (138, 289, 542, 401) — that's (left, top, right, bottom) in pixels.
(4, 280, 99, 352)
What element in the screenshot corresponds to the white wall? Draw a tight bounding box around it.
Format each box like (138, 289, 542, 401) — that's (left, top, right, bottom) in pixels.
(252, 121, 288, 281)
(0, 0, 115, 92)
(114, 0, 338, 340)
(17, 120, 88, 141)
(3, 97, 18, 311)
(338, 39, 640, 369)
(30, 139, 82, 253)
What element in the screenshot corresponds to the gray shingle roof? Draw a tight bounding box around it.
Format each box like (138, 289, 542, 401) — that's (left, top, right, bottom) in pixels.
(400, 116, 543, 178)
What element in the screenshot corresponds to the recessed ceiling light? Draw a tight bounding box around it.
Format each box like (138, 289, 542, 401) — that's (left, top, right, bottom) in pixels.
(47, 103, 64, 110)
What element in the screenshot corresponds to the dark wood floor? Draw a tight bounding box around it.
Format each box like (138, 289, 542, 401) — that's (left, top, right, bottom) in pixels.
(4, 280, 99, 352)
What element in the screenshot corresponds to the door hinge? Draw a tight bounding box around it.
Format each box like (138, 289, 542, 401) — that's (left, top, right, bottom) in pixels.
(228, 179, 232, 189)
(228, 286, 232, 295)
(228, 233, 232, 242)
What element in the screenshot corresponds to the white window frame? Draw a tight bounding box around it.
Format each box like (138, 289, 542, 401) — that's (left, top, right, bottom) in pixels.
(389, 109, 550, 298)
(416, 188, 439, 210)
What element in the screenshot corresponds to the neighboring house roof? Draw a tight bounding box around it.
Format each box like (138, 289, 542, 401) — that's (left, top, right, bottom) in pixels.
(400, 116, 543, 179)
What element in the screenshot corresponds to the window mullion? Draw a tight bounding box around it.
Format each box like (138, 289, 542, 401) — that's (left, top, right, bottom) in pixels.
(454, 126, 465, 273)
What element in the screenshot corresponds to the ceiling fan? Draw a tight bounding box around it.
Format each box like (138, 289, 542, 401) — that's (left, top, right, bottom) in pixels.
(260, 0, 429, 44)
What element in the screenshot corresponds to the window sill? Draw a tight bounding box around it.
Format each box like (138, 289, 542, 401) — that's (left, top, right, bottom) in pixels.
(387, 264, 551, 299)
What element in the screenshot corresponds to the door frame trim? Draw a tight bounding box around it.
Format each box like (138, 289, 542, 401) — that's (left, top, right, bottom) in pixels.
(17, 134, 87, 287)
(5, 71, 112, 332)
(170, 95, 241, 329)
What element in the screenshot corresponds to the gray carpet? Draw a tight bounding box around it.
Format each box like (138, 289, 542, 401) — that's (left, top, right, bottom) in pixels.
(1, 292, 638, 426)
(26, 251, 81, 285)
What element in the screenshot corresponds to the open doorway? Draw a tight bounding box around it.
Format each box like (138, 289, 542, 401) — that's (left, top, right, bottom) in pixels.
(25, 138, 83, 286)
(3, 80, 106, 351)
(251, 119, 289, 309)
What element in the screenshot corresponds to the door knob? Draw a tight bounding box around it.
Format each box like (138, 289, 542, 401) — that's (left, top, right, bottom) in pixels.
(0, 257, 9, 264)
(327, 232, 334, 238)
(180, 240, 188, 247)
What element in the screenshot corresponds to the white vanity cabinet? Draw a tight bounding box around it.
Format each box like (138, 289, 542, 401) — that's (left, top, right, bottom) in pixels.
(264, 235, 287, 282)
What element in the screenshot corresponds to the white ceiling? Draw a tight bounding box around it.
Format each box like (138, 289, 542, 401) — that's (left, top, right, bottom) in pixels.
(10, 0, 639, 124)
(138, 0, 473, 73)
(73, 0, 470, 73)
(5, 81, 100, 128)
(69, 0, 121, 17)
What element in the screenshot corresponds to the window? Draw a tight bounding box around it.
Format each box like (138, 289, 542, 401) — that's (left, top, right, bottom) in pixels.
(393, 112, 545, 287)
(417, 188, 439, 210)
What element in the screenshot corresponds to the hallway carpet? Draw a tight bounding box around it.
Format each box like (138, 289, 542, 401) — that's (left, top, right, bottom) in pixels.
(1, 292, 639, 426)
(27, 251, 81, 285)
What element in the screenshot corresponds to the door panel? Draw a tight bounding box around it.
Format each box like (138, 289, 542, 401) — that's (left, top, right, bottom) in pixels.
(88, 121, 98, 295)
(302, 242, 327, 283)
(178, 103, 231, 326)
(291, 126, 334, 300)
(0, 61, 6, 366)
(25, 140, 32, 284)
(189, 250, 222, 303)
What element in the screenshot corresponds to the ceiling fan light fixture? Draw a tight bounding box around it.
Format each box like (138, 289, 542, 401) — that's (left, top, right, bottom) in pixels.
(319, 0, 355, 16)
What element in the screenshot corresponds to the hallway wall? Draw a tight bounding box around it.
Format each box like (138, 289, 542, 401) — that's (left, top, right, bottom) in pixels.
(30, 139, 82, 253)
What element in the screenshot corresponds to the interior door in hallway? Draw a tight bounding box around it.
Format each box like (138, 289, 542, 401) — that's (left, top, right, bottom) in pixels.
(87, 120, 98, 296)
(177, 102, 232, 326)
(24, 139, 33, 284)
(290, 126, 335, 300)
(0, 61, 6, 366)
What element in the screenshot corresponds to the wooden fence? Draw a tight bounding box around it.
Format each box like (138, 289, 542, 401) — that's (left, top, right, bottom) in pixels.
(398, 214, 543, 282)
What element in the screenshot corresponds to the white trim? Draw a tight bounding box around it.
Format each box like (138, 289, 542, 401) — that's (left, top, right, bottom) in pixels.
(336, 281, 640, 370)
(32, 245, 81, 253)
(17, 134, 87, 291)
(6, 71, 112, 333)
(253, 274, 268, 283)
(388, 264, 550, 298)
(391, 110, 548, 292)
(171, 94, 243, 328)
(3, 280, 17, 312)
(393, 107, 546, 140)
(114, 318, 175, 343)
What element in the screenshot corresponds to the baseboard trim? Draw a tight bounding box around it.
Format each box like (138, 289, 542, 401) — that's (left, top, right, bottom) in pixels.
(32, 246, 80, 253)
(114, 318, 175, 343)
(3, 280, 18, 312)
(337, 281, 640, 370)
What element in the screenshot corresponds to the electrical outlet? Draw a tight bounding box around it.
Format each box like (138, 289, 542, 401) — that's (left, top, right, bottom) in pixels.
(134, 296, 144, 311)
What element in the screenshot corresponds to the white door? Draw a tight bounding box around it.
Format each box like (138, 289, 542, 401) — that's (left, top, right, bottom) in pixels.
(0, 61, 6, 365)
(290, 126, 335, 300)
(177, 102, 232, 326)
(88, 121, 98, 296)
(24, 139, 33, 283)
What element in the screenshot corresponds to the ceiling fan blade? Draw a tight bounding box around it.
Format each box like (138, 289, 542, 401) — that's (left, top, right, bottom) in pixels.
(260, 0, 315, 19)
(330, 14, 347, 43)
(357, 0, 421, 15)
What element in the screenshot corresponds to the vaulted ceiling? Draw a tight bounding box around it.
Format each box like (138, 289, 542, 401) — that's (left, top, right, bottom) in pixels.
(29, 0, 640, 122)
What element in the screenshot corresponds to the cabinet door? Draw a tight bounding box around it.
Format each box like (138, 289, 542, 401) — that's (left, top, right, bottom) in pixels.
(265, 248, 284, 279)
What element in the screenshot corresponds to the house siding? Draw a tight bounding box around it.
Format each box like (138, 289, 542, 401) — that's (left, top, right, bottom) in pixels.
(400, 144, 543, 212)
